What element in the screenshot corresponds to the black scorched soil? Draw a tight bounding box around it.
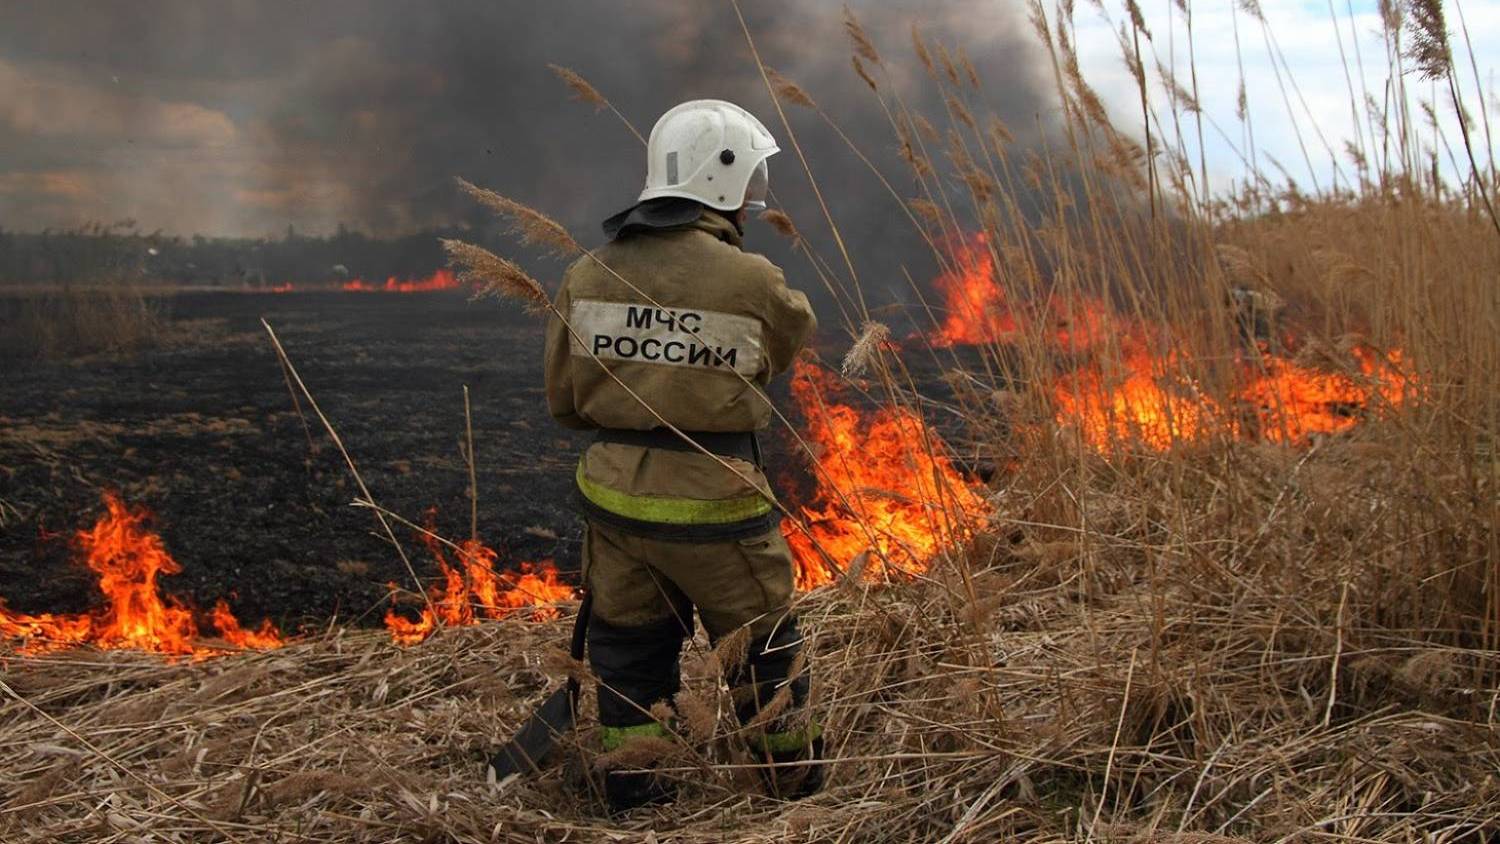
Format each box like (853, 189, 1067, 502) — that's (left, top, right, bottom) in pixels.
(0, 291, 604, 634)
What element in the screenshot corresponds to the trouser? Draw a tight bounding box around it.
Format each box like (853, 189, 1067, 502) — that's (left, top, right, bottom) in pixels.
(582, 520, 815, 754)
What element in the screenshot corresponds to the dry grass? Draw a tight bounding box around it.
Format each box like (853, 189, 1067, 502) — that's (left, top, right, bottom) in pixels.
(0, 286, 167, 361)
(3, 477, 1495, 841)
(3, 2, 1498, 842)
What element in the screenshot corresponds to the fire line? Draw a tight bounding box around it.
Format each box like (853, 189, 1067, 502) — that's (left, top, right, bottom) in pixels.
(382, 509, 575, 645)
(924, 233, 1415, 452)
(782, 361, 991, 590)
(0, 492, 285, 657)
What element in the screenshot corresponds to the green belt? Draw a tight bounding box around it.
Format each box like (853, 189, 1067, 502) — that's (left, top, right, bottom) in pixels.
(575, 460, 774, 526)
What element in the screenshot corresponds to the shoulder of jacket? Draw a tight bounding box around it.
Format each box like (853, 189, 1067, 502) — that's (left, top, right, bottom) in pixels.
(561, 247, 620, 289)
(715, 244, 784, 282)
(563, 250, 599, 275)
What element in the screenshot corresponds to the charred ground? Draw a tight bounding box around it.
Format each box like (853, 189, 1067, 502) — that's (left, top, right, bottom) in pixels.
(1, 292, 601, 633)
(0, 287, 984, 637)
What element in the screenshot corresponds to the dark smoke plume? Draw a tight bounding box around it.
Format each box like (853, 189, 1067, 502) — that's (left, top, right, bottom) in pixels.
(0, 0, 1053, 299)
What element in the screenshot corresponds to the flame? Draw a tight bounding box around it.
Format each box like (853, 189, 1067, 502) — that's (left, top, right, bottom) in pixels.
(384, 513, 575, 645)
(342, 269, 460, 293)
(0, 493, 284, 656)
(209, 600, 288, 650)
(1050, 295, 1122, 355)
(1238, 346, 1411, 445)
(1050, 342, 1414, 452)
(261, 270, 461, 294)
(921, 233, 1415, 452)
(1052, 348, 1227, 452)
(784, 361, 991, 590)
(930, 234, 1018, 347)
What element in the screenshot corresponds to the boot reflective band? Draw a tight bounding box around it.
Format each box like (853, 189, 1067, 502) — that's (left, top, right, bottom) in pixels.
(601, 721, 670, 751)
(755, 722, 823, 754)
(576, 461, 773, 525)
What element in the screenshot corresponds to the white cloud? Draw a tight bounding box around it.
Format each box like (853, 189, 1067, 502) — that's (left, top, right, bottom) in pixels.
(1059, 0, 1499, 196)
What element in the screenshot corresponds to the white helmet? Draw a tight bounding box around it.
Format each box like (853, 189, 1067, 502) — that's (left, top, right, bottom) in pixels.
(638, 99, 779, 211)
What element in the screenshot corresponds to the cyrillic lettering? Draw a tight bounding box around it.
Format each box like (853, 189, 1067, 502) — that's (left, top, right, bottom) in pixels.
(625, 307, 653, 330)
(569, 300, 762, 375)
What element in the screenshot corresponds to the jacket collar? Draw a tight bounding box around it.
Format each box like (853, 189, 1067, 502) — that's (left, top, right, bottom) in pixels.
(686, 209, 743, 249)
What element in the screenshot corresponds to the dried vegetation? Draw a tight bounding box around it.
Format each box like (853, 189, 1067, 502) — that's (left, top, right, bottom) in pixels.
(3, 1, 1499, 841)
(0, 285, 168, 361)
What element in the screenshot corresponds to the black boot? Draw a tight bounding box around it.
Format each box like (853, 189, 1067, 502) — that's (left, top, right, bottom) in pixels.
(759, 734, 825, 800)
(604, 768, 677, 813)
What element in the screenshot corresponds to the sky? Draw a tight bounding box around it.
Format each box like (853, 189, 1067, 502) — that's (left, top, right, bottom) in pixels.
(1067, 0, 1500, 198)
(0, 0, 1495, 241)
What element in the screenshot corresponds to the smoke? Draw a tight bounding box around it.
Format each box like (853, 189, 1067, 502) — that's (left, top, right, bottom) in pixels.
(0, 0, 1053, 299)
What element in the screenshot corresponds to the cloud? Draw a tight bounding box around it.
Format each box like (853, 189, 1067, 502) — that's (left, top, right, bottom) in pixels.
(0, 169, 96, 199)
(1062, 0, 1499, 194)
(0, 58, 237, 148)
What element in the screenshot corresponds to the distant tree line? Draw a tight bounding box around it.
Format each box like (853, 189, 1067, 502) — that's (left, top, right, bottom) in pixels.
(0, 221, 476, 287)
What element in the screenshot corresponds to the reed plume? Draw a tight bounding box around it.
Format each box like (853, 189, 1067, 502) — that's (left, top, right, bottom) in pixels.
(842, 321, 891, 377)
(852, 55, 878, 91)
(842, 5, 881, 63)
(546, 64, 607, 110)
(441, 239, 549, 315)
(759, 208, 801, 244)
(766, 67, 815, 109)
(454, 178, 581, 258)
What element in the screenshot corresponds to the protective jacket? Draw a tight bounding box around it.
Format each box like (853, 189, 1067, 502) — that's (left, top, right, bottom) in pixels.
(544, 209, 816, 539)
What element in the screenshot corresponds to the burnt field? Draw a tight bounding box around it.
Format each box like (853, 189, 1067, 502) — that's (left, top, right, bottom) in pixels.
(0, 290, 616, 633)
(0, 287, 975, 638)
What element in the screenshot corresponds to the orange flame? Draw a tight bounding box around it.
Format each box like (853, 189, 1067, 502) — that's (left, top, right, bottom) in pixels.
(930, 234, 1018, 347)
(783, 361, 991, 590)
(209, 600, 288, 650)
(921, 233, 1415, 452)
(342, 269, 460, 293)
(1051, 343, 1414, 452)
(269, 283, 295, 294)
(0, 493, 284, 656)
(384, 514, 575, 645)
(1050, 295, 1122, 356)
(1052, 348, 1227, 452)
(1238, 347, 1411, 444)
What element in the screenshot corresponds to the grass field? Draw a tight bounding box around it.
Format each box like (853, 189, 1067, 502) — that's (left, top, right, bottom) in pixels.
(2, 1, 1497, 841)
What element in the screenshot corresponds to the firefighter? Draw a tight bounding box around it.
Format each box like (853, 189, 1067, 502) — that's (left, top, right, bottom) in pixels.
(543, 99, 821, 811)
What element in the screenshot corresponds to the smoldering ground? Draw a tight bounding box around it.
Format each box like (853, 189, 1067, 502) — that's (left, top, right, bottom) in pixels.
(0, 0, 1052, 303)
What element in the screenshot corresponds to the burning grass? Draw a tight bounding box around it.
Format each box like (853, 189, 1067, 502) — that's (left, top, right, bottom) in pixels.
(2, 440, 1495, 840)
(3, 1, 1499, 840)
(382, 511, 575, 645)
(0, 492, 284, 657)
(3, 205, 1489, 840)
(783, 359, 991, 590)
(265, 269, 465, 294)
